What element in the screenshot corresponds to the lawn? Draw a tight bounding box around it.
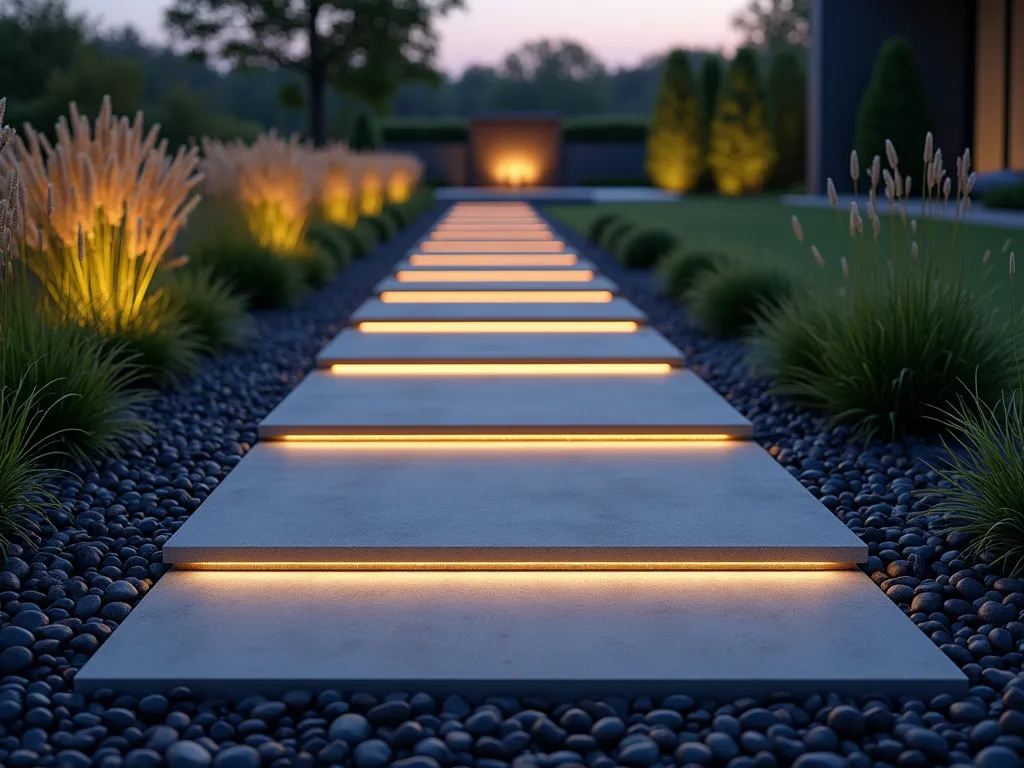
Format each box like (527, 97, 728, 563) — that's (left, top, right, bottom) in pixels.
(546, 196, 1024, 301)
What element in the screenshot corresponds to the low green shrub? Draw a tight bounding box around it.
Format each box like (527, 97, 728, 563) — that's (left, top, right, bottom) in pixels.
(587, 213, 621, 243)
(690, 262, 795, 338)
(382, 203, 410, 231)
(106, 296, 202, 386)
(984, 183, 1024, 210)
(295, 248, 336, 288)
(350, 219, 380, 257)
(380, 118, 469, 143)
(658, 249, 730, 302)
(160, 266, 253, 353)
(364, 213, 398, 243)
(562, 116, 649, 143)
(187, 232, 305, 310)
(305, 219, 352, 267)
(619, 229, 678, 269)
(1, 281, 149, 463)
(602, 221, 635, 252)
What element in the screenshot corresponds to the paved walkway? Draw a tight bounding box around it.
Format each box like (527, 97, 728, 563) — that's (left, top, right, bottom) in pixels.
(783, 193, 1024, 229)
(76, 202, 966, 699)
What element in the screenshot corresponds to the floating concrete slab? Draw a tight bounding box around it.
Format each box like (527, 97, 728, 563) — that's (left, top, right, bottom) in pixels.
(75, 569, 967, 699)
(419, 241, 567, 253)
(316, 328, 684, 366)
(163, 441, 866, 565)
(351, 297, 646, 324)
(257, 369, 752, 438)
(393, 258, 597, 272)
(374, 275, 619, 293)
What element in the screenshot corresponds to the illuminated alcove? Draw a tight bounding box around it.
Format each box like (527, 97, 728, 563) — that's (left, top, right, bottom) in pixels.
(469, 115, 562, 187)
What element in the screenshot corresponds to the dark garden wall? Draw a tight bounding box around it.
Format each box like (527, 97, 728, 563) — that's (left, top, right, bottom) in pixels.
(808, 0, 976, 194)
(384, 141, 470, 187)
(562, 143, 648, 185)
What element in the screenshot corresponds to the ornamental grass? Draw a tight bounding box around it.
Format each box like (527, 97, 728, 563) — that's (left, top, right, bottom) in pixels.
(320, 144, 359, 229)
(0, 96, 204, 381)
(752, 135, 1017, 440)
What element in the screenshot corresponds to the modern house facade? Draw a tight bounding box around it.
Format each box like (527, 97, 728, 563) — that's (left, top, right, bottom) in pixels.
(808, 0, 1024, 194)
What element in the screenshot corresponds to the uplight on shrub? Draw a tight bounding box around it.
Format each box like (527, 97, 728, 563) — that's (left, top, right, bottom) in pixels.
(382, 152, 424, 204)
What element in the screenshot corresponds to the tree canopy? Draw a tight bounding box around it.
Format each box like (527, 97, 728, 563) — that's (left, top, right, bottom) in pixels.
(164, 0, 465, 145)
(732, 0, 810, 50)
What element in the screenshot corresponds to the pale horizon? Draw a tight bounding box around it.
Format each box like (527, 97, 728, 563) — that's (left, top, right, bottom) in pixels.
(69, 0, 749, 74)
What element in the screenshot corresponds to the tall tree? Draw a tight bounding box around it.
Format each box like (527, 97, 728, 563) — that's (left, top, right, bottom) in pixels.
(732, 0, 810, 51)
(0, 0, 85, 108)
(645, 49, 703, 193)
(487, 38, 610, 115)
(164, 0, 464, 146)
(708, 47, 775, 196)
(766, 46, 806, 189)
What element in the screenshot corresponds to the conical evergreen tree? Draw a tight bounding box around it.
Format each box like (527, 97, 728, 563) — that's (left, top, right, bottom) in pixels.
(645, 50, 704, 193)
(767, 46, 806, 190)
(708, 47, 775, 196)
(854, 36, 932, 191)
(349, 108, 382, 151)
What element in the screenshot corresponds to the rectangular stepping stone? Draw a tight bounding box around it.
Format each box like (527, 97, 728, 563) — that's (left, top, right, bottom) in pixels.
(75, 569, 967, 699)
(350, 297, 646, 323)
(257, 369, 752, 438)
(316, 328, 684, 366)
(374, 275, 618, 293)
(162, 441, 866, 566)
(405, 253, 581, 267)
(429, 231, 556, 240)
(393, 258, 597, 272)
(419, 241, 566, 253)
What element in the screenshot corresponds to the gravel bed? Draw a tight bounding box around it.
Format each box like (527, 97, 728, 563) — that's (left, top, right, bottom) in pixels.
(0, 204, 1021, 768)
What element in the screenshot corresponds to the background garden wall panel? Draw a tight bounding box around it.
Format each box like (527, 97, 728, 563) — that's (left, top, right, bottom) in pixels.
(808, 0, 975, 195)
(562, 143, 647, 185)
(385, 141, 469, 186)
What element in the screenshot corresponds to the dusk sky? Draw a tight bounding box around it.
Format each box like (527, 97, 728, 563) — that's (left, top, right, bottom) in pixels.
(68, 0, 749, 74)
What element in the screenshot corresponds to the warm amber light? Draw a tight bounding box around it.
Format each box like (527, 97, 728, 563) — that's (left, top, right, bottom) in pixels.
(408, 254, 579, 266)
(420, 241, 565, 253)
(378, 291, 613, 303)
(328, 363, 673, 376)
(436, 223, 549, 231)
(492, 158, 540, 186)
(274, 434, 737, 444)
(356, 321, 639, 333)
(430, 231, 555, 240)
(177, 561, 851, 572)
(394, 270, 593, 283)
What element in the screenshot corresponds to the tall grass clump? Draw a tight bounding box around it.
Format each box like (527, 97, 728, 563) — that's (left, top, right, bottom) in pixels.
(350, 153, 385, 217)
(160, 266, 253, 353)
(320, 145, 359, 229)
(1, 97, 205, 382)
(914, 254, 1024, 573)
(381, 152, 424, 204)
(752, 135, 1015, 439)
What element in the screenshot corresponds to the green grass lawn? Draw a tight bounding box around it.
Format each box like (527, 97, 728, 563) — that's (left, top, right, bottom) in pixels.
(546, 196, 1024, 301)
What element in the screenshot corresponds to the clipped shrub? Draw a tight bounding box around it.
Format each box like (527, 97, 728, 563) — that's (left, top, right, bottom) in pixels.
(603, 221, 635, 253)
(160, 266, 253, 353)
(646, 49, 704, 193)
(984, 183, 1024, 210)
(382, 203, 409, 231)
(619, 229, 678, 269)
(708, 47, 775, 196)
(2, 97, 205, 383)
(187, 226, 305, 309)
(767, 46, 807, 190)
(295, 248, 336, 288)
(752, 137, 1013, 440)
(305, 219, 352, 267)
(561, 116, 649, 142)
(350, 218, 380, 257)
(587, 212, 621, 243)
(364, 213, 397, 243)
(854, 37, 933, 192)
(380, 118, 469, 143)
(690, 262, 794, 337)
(658, 249, 730, 302)
(349, 108, 383, 151)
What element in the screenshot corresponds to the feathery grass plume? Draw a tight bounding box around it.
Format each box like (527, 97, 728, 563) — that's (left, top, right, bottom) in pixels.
(201, 132, 321, 256)
(349, 152, 386, 217)
(754, 135, 1017, 439)
(791, 215, 804, 244)
(811, 245, 824, 268)
(320, 144, 359, 229)
(0, 97, 203, 380)
(850, 150, 860, 186)
(383, 152, 424, 204)
(827, 178, 838, 206)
